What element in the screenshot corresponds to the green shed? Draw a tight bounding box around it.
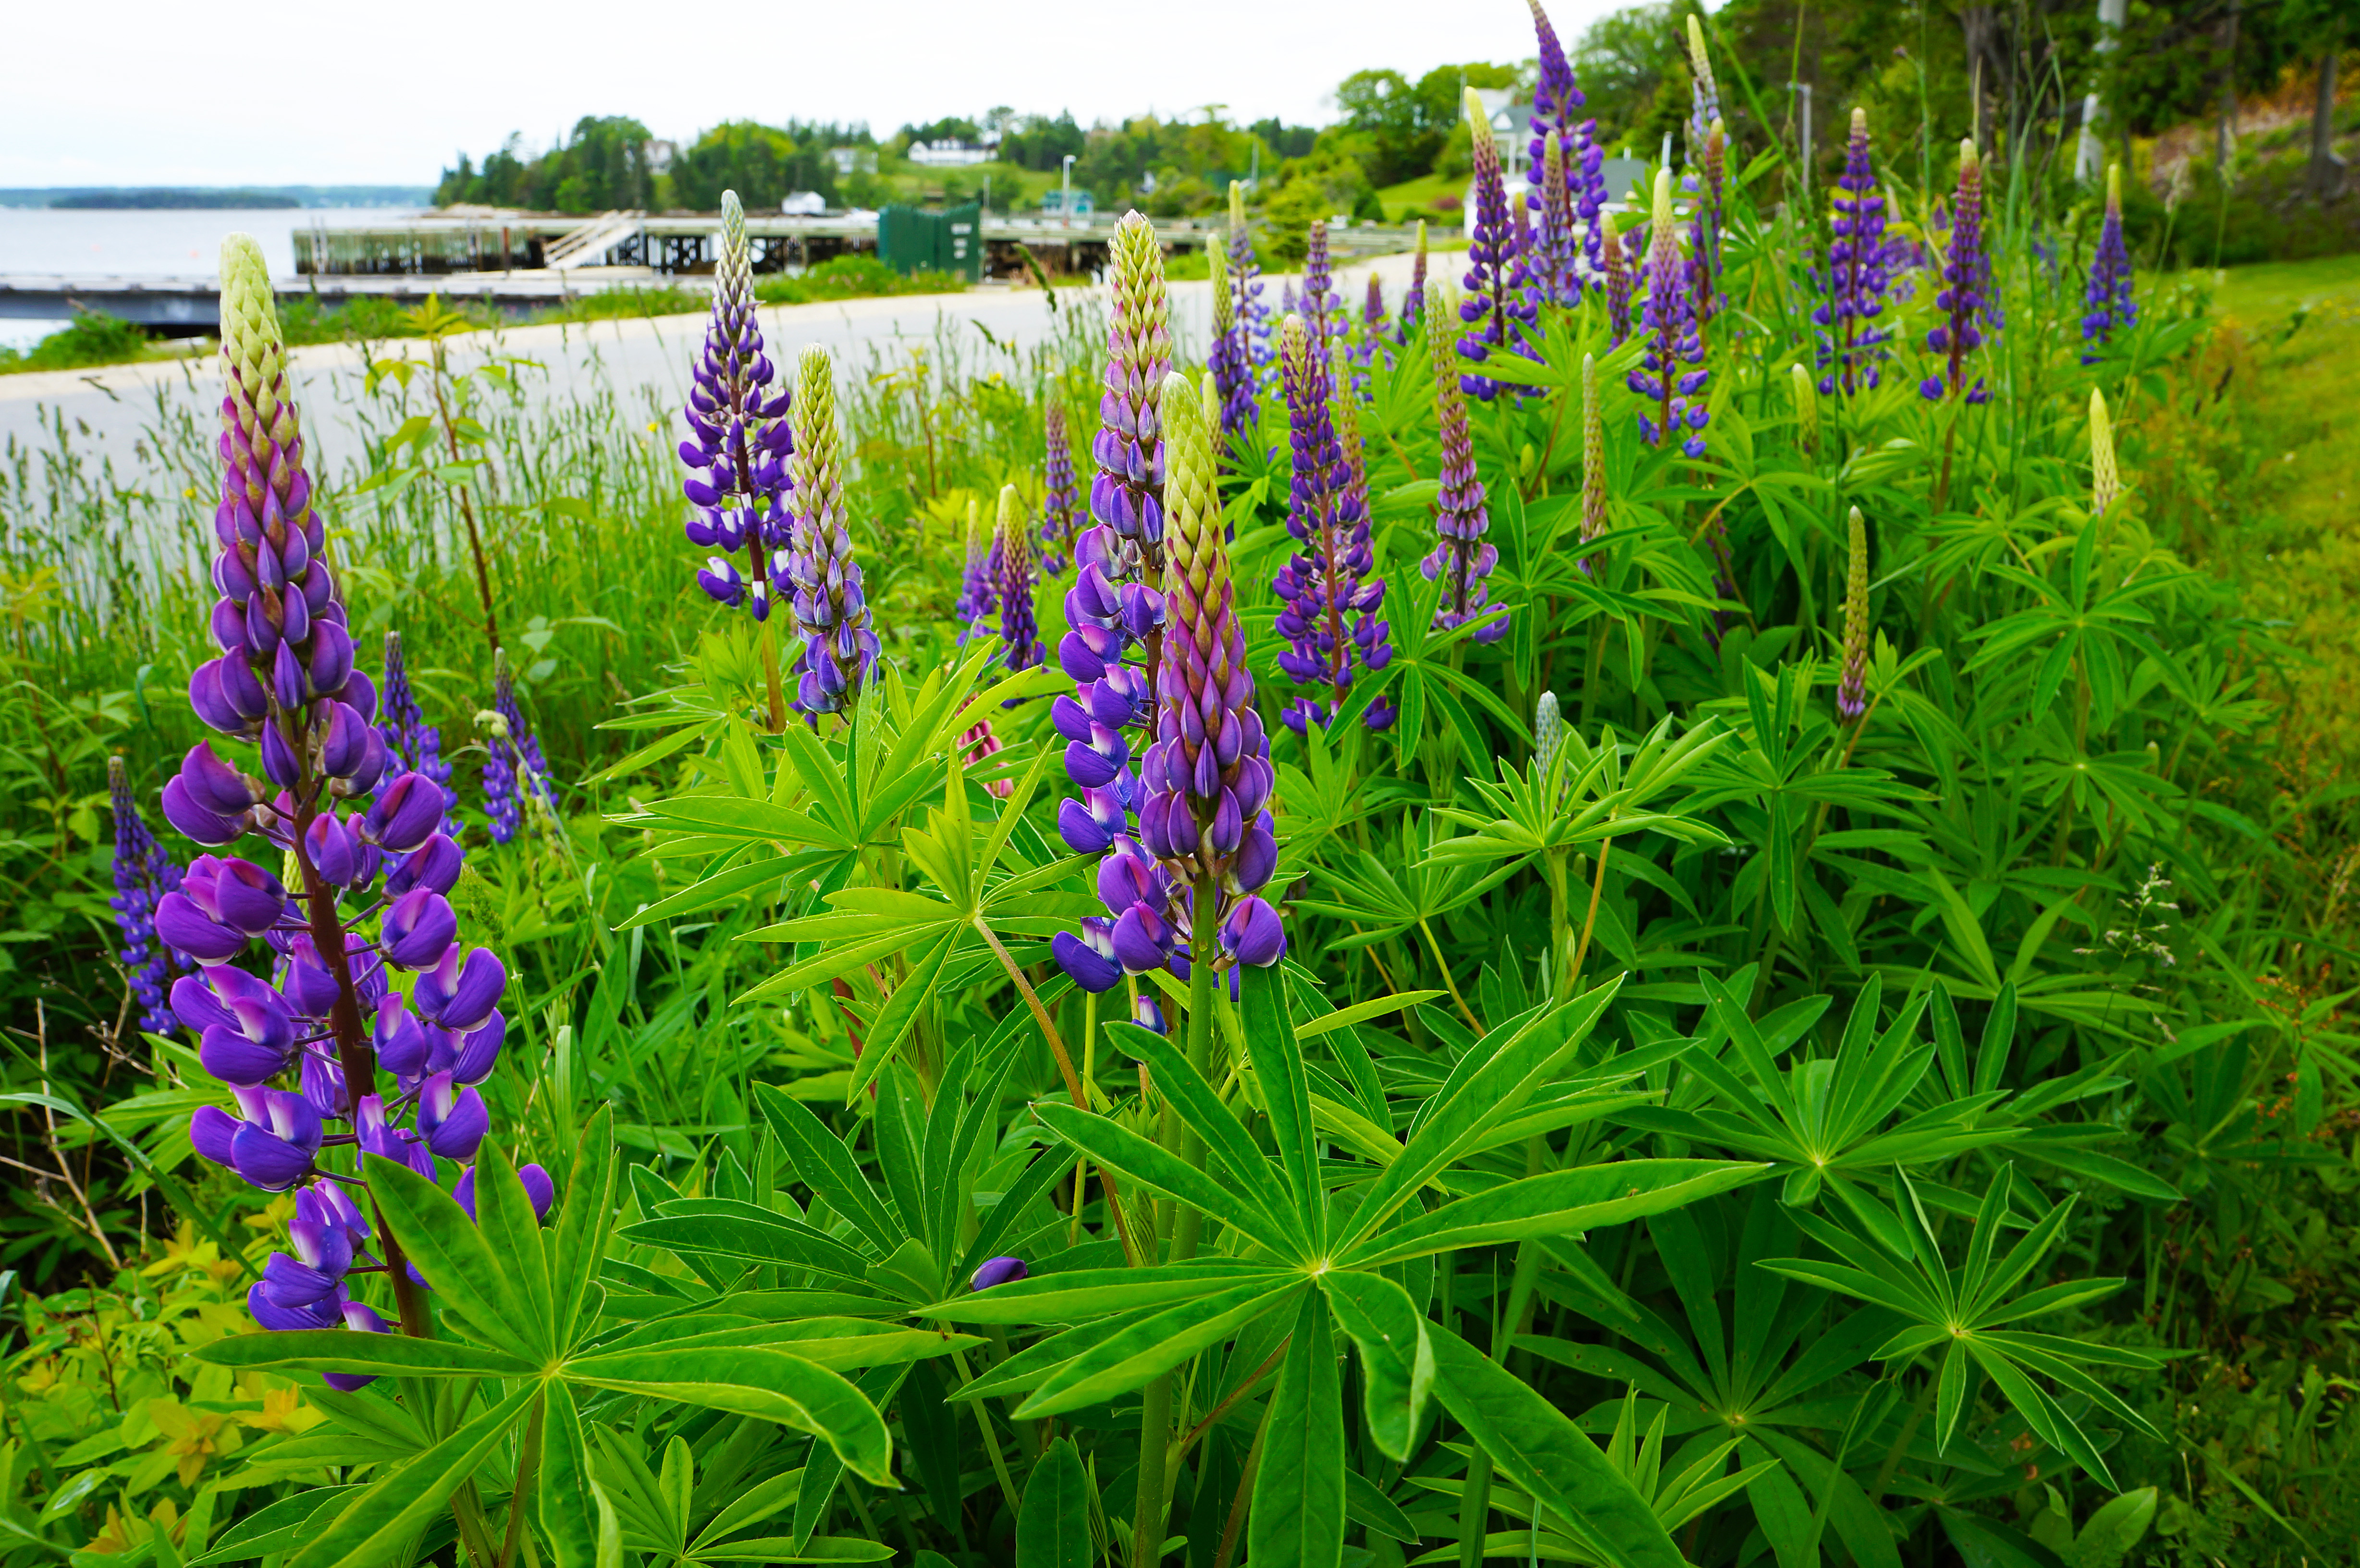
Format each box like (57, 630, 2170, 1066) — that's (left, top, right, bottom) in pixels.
(876, 201, 983, 282)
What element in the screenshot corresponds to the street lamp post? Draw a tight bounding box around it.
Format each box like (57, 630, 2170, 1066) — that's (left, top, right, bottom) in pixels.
(1061, 154, 1076, 229)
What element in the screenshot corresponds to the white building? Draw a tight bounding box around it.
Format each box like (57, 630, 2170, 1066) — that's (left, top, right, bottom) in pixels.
(908, 134, 1002, 168)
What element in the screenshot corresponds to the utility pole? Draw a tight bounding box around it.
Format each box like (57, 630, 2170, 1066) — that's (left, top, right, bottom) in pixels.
(1061, 154, 1076, 228)
(2074, 0, 2126, 184)
(1791, 82, 1814, 203)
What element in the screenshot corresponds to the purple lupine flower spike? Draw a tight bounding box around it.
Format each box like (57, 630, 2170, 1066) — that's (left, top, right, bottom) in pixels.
(1694, 120, 1727, 325)
(1227, 182, 1274, 392)
(1301, 219, 1343, 360)
(1630, 170, 1710, 459)
(677, 190, 792, 621)
(955, 497, 999, 646)
(1207, 241, 1255, 470)
(1272, 315, 1391, 734)
(109, 756, 184, 1035)
(995, 484, 1044, 673)
(1923, 140, 1991, 403)
(1534, 130, 1576, 307)
(1525, 0, 1586, 228)
(1837, 505, 1870, 722)
(1353, 272, 1393, 381)
(1132, 370, 1283, 977)
(1040, 402, 1084, 571)
(377, 631, 458, 839)
(182, 236, 529, 1382)
(2082, 163, 2136, 360)
(481, 649, 554, 845)
(1048, 212, 1174, 997)
(1457, 86, 1536, 401)
(1423, 307, 1505, 643)
(786, 347, 879, 717)
(1814, 110, 1893, 396)
(1401, 221, 1429, 337)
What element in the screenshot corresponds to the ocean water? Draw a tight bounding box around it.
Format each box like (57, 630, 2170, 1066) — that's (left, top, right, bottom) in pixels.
(0, 206, 417, 349)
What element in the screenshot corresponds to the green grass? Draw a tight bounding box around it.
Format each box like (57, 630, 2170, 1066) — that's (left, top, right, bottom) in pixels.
(2168, 252, 2360, 325)
(1375, 172, 1464, 224)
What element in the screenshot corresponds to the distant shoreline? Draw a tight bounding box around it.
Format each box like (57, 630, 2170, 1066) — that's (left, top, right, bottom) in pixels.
(51, 191, 300, 210)
(0, 185, 433, 210)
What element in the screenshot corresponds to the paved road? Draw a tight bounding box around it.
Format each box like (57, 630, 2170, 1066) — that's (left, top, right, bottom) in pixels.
(1, 250, 1423, 493)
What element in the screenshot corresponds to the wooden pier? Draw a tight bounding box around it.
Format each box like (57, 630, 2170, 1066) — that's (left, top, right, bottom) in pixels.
(297, 208, 1419, 283)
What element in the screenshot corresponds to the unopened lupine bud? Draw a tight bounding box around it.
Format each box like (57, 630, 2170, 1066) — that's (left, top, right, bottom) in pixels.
(787, 347, 879, 716)
(1094, 212, 1173, 560)
(1579, 354, 1607, 575)
(2082, 163, 2137, 359)
(1424, 308, 1504, 639)
(1403, 220, 1429, 333)
(1686, 15, 1722, 144)
(2090, 389, 2119, 518)
(1535, 691, 1564, 782)
(1602, 218, 1633, 344)
(1792, 363, 1819, 454)
(1837, 507, 1869, 721)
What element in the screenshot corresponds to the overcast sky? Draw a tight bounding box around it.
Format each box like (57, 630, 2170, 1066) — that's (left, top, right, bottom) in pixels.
(2, 0, 1632, 188)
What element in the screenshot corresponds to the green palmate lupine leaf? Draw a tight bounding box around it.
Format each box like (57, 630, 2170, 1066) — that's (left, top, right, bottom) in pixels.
(193, 1329, 532, 1380)
(1337, 980, 1622, 1254)
(285, 1384, 538, 1568)
(1017, 1438, 1092, 1568)
(1015, 1278, 1305, 1419)
(564, 1346, 894, 1486)
(554, 1105, 619, 1346)
(1342, 1160, 1767, 1268)
(474, 1139, 555, 1342)
(1426, 1325, 1687, 1568)
(620, 1206, 875, 1281)
(1250, 1290, 1347, 1568)
(537, 1377, 600, 1568)
(361, 1150, 547, 1360)
(185, 1487, 362, 1565)
(1107, 1018, 1299, 1227)
(1240, 963, 1325, 1243)
(1032, 1100, 1304, 1259)
(1322, 1271, 1435, 1464)
(751, 1084, 904, 1254)
(923, 1261, 1291, 1324)
(689, 1540, 895, 1563)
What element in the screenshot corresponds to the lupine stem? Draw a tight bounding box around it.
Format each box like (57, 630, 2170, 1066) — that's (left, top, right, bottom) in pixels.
(1131, 882, 1220, 1567)
(428, 337, 500, 654)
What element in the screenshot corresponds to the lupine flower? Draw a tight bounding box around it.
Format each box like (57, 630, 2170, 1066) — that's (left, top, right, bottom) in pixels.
(1227, 182, 1275, 390)
(109, 757, 184, 1036)
(377, 631, 457, 839)
(1527, 0, 1582, 185)
(971, 1256, 1029, 1290)
(1206, 242, 1255, 466)
(1694, 121, 1727, 323)
(962, 713, 1014, 800)
(787, 348, 880, 717)
(995, 483, 1044, 673)
(678, 191, 792, 620)
(1578, 353, 1607, 575)
(1922, 140, 1991, 404)
(1273, 315, 1392, 734)
(1792, 363, 1820, 455)
(955, 498, 1000, 646)
(2082, 163, 2136, 359)
(1040, 402, 1084, 571)
(1401, 221, 1429, 336)
(1602, 220, 1634, 346)
(2089, 389, 2120, 518)
(1048, 212, 1174, 994)
(1458, 87, 1536, 401)
(1111, 369, 1284, 981)
(175, 234, 531, 1372)
(1815, 110, 1892, 396)
(481, 649, 555, 845)
(1526, 0, 1609, 282)
(1423, 310, 1505, 641)
(1837, 505, 1869, 721)
(1631, 170, 1709, 458)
